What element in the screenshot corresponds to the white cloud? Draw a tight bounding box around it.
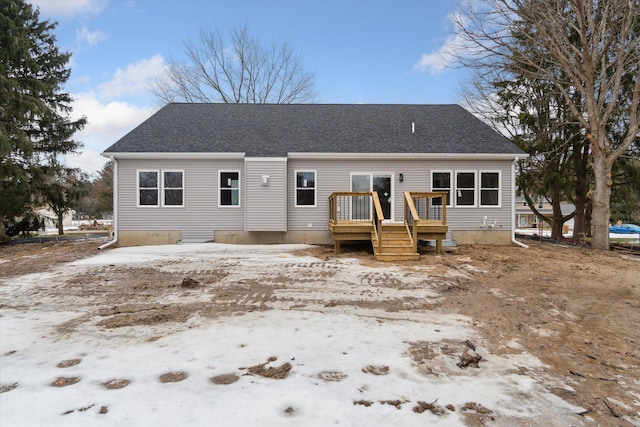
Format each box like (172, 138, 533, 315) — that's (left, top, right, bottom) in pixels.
(76, 25, 108, 48)
(68, 92, 157, 174)
(64, 150, 109, 177)
(414, 12, 469, 74)
(28, 0, 108, 17)
(61, 55, 166, 174)
(98, 55, 167, 99)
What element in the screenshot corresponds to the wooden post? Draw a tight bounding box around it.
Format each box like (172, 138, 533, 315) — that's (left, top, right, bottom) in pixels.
(334, 240, 341, 255)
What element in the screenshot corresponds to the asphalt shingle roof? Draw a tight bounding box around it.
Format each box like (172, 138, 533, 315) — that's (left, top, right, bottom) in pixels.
(103, 103, 523, 156)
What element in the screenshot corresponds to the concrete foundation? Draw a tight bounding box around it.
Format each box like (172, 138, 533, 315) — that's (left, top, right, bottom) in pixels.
(213, 230, 333, 245)
(117, 230, 183, 246)
(116, 230, 333, 246)
(452, 229, 512, 245)
(116, 229, 512, 247)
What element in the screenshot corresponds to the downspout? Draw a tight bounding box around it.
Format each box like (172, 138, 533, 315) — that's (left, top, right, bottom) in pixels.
(511, 156, 528, 248)
(98, 157, 118, 249)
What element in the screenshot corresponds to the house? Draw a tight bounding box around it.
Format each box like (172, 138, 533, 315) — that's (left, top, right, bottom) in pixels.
(34, 206, 75, 231)
(515, 195, 575, 233)
(515, 196, 549, 228)
(102, 103, 526, 257)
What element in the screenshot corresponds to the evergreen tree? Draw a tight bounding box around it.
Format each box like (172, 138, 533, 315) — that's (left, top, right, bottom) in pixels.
(0, 0, 86, 240)
(41, 163, 88, 235)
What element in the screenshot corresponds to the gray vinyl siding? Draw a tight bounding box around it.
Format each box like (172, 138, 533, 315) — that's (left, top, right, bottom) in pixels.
(117, 159, 245, 240)
(117, 157, 514, 240)
(287, 159, 513, 233)
(245, 159, 287, 231)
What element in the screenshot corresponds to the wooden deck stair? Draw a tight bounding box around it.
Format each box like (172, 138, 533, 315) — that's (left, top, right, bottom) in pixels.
(329, 191, 448, 261)
(372, 223, 420, 261)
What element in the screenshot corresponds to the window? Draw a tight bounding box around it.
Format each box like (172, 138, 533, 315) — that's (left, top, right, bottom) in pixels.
(480, 172, 500, 206)
(431, 171, 451, 206)
(455, 171, 476, 206)
(538, 200, 544, 209)
(138, 170, 159, 206)
(220, 171, 240, 206)
(163, 170, 184, 206)
(295, 170, 316, 206)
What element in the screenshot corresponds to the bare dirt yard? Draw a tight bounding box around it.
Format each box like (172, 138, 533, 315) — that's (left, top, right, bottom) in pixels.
(0, 238, 638, 425)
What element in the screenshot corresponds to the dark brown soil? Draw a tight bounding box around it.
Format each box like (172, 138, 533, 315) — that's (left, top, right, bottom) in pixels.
(246, 357, 292, 379)
(159, 372, 189, 383)
(413, 401, 448, 415)
(0, 239, 109, 278)
(362, 365, 389, 375)
(51, 377, 80, 387)
(102, 379, 130, 389)
(210, 373, 239, 385)
(0, 383, 18, 393)
(315, 371, 347, 382)
(57, 359, 81, 368)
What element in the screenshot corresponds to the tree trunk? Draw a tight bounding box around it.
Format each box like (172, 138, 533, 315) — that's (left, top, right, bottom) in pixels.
(585, 199, 592, 237)
(0, 216, 8, 242)
(57, 212, 64, 235)
(572, 140, 589, 240)
(573, 194, 587, 241)
(550, 193, 565, 239)
(590, 146, 612, 249)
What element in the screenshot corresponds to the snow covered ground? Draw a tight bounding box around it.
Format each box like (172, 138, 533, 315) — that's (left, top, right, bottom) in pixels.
(1, 244, 586, 426)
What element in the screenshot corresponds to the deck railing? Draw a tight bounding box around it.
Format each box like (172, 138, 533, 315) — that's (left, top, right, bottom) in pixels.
(329, 191, 374, 223)
(404, 192, 448, 253)
(328, 191, 383, 253)
(371, 192, 384, 254)
(405, 192, 447, 223)
(404, 192, 421, 252)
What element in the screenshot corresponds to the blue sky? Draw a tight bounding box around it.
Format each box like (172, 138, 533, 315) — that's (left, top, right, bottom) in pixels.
(28, 0, 466, 175)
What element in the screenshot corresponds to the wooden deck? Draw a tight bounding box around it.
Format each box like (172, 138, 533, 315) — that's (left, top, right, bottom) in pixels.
(328, 192, 448, 261)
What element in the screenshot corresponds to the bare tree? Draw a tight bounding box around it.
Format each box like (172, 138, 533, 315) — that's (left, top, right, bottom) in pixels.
(453, 0, 640, 249)
(152, 25, 315, 104)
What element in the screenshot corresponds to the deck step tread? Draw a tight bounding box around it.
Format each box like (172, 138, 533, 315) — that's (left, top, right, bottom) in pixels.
(371, 226, 419, 261)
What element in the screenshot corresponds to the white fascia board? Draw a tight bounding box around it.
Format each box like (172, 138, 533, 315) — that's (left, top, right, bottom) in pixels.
(101, 152, 246, 160)
(287, 152, 528, 160)
(244, 157, 288, 162)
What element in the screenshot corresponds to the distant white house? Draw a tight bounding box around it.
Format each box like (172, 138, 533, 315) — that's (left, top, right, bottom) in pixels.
(515, 196, 574, 232)
(34, 206, 75, 231)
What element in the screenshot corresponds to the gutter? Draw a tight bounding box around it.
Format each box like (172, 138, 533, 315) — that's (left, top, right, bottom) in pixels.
(98, 157, 118, 250)
(511, 156, 528, 248)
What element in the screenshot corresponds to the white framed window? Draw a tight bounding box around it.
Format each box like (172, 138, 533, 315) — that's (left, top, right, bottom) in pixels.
(137, 170, 159, 207)
(431, 171, 452, 206)
(162, 170, 184, 207)
(455, 171, 476, 207)
(480, 171, 501, 207)
(538, 200, 544, 209)
(219, 171, 240, 207)
(295, 170, 316, 207)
